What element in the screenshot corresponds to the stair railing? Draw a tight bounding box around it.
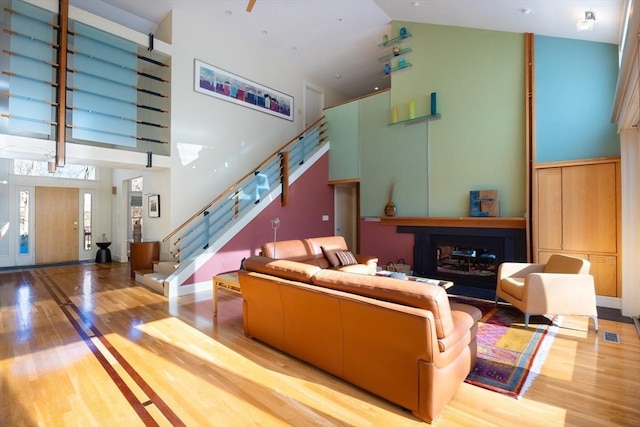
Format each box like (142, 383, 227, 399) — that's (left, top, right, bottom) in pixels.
(163, 116, 326, 264)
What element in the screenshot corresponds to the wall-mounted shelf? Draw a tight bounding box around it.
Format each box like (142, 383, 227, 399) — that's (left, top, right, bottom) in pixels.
(389, 113, 441, 126)
(377, 32, 412, 48)
(382, 62, 412, 77)
(378, 47, 412, 62)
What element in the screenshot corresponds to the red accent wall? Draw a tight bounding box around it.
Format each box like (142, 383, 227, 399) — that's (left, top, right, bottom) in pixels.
(183, 153, 334, 285)
(360, 218, 414, 271)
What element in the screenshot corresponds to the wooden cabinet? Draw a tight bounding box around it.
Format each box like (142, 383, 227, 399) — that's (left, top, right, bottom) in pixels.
(534, 160, 621, 297)
(129, 241, 159, 278)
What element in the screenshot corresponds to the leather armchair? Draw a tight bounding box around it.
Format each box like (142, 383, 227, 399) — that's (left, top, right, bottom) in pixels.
(496, 254, 598, 331)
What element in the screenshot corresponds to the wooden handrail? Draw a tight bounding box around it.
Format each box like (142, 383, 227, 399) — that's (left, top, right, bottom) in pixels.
(162, 116, 326, 243)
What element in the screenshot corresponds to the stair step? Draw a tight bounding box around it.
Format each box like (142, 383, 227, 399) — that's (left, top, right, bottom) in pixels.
(135, 270, 167, 294)
(154, 261, 177, 275)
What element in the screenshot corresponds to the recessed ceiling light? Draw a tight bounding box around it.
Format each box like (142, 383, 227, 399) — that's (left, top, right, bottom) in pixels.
(335, 74, 342, 79)
(261, 30, 268, 35)
(225, 10, 232, 16)
(413, 1, 420, 6)
(337, 17, 343, 22)
(291, 46, 297, 52)
(374, 86, 379, 91)
(521, 8, 532, 15)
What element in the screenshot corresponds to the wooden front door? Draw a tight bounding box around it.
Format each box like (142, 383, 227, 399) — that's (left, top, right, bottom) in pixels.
(35, 187, 79, 264)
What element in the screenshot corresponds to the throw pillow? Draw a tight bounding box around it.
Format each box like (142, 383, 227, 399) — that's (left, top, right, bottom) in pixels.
(321, 246, 341, 267)
(335, 250, 358, 266)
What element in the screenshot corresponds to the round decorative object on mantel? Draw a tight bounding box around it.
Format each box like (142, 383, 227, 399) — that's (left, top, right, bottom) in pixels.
(385, 200, 397, 217)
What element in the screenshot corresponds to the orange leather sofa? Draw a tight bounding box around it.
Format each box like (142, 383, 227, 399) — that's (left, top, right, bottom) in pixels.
(261, 235, 378, 275)
(239, 256, 482, 423)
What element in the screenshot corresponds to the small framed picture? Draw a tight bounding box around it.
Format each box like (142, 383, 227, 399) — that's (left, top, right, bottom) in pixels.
(148, 194, 160, 218)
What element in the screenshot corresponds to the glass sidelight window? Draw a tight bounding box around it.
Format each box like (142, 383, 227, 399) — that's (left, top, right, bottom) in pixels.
(18, 190, 29, 254)
(83, 193, 92, 250)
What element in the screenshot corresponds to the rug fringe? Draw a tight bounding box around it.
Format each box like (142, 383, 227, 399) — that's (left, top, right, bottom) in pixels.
(518, 315, 563, 398)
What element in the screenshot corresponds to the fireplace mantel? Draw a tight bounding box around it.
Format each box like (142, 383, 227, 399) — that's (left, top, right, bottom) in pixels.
(379, 217, 526, 229)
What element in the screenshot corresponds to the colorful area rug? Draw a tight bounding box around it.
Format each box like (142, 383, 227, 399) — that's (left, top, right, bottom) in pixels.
(451, 297, 560, 398)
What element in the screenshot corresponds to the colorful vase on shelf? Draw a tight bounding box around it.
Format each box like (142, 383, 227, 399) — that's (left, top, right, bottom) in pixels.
(400, 27, 408, 38)
(409, 100, 416, 119)
(382, 34, 389, 46)
(384, 63, 391, 75)
(384, 200, 397, 217)
(393, 44, 400, 55)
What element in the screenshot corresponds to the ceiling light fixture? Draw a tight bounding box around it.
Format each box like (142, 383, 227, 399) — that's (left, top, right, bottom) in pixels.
(521, 8, 532, 15)
(577, 10, 596, 31)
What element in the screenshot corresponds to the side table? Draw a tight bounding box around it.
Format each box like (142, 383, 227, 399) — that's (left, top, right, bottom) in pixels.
(213, 271, 241, 318)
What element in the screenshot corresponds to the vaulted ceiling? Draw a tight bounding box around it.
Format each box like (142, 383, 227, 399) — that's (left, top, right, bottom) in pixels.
(72, 0, 626, 99)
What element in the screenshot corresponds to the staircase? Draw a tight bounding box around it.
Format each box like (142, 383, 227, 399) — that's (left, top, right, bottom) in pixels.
(134, 261, 175, 294)
(134, 117, 327, 297)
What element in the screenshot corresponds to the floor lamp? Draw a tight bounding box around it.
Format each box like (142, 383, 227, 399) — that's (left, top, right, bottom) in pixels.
(271, 217, 280, 258)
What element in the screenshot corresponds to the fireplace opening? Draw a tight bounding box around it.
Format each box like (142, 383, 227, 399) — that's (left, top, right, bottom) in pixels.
(436, 245, 497, 278)
(400, 226, 526, 290)
(428, 235, 504, 288)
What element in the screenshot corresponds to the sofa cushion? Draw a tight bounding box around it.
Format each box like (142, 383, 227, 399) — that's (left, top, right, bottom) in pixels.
(500, 276, 525, 300)
(335, 250, 358, 266)
(544, 254, 589, 274)
(321, 245, 341, 267)
(335, 263, 373, 274)
(242, 256, 321, 283)
(311, 269, 454, 339)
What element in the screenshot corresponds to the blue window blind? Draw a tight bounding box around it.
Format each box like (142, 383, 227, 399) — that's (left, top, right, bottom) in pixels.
(3, 0, 57, 136)
(1, 0, 170, 148)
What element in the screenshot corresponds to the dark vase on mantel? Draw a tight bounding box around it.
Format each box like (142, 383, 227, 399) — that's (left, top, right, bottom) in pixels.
(385, 200, 397, 217)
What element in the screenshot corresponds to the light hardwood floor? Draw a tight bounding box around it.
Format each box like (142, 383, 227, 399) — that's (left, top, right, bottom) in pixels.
(1, 263, 638, 426)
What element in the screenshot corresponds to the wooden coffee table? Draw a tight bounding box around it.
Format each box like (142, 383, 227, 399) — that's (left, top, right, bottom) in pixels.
(212, 271, 241, 318)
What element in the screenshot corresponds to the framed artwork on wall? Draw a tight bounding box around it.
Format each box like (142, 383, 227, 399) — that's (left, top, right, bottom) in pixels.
(194, 59, 294, 121)
(148, 194, 160, 218)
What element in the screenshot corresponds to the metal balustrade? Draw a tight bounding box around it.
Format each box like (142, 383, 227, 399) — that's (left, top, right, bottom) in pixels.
(163, 117, 326, 265)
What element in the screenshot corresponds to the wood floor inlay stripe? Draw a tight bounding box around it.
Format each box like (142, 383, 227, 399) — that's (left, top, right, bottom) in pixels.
(40, 277, 186, 426)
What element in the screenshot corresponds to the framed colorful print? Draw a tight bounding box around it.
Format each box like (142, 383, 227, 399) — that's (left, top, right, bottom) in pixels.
(194, 59, 294, 121)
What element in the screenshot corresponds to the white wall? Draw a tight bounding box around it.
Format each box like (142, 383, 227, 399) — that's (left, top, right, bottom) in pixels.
(163, 10, 347, 229)
(111, 168, 171, 262)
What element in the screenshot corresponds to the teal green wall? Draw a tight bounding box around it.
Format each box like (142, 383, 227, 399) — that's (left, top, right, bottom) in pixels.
(360, 91, 429, 217)
(535, 36, 620, 162)
(326, 23, 621, 219)
(325, 101, 360, 181)
(368, 22, 526, 217)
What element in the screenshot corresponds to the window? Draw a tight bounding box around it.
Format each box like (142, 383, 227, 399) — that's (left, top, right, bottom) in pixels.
(129, 177, 143, 240)
(83, 192, 92, 250)
(18, 190, 29, 254)
(14, 159, 96, 180)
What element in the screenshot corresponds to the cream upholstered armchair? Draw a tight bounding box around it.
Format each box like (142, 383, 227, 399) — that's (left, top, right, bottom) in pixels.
(495, 254, 598, 331)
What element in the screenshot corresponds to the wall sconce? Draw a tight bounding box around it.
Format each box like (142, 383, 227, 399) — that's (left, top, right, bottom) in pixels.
(271, 217, 281, 258)
(577, 11, 596, 31)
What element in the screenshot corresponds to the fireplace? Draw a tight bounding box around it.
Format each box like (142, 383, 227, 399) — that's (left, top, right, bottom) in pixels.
(399, 226, 526, 289)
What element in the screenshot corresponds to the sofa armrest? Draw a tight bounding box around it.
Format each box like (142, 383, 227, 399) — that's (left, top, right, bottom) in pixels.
(524, 272, 597, 315)
(498, 262, 544, 280)
(354, 254, 378, 275)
